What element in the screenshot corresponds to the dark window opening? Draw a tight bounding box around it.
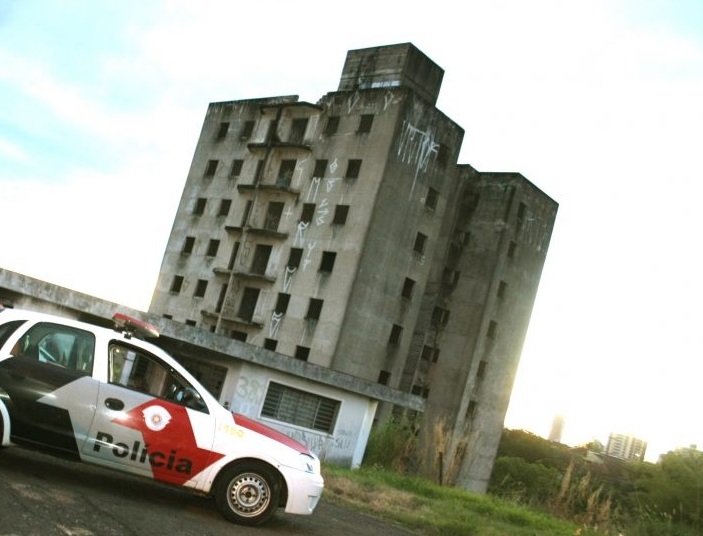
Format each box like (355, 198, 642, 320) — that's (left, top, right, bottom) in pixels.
(288, 248, 303, 269)
(254, 159, 264, 181)
(228, 241, 240, 270)
(332, 205, 349, 225)
(241, 200, 252, 226)
(300, 203, 315, 224)
(401, 278, 415, 300)
(306, 298, 323, 320)
(345, 159, 361, 180)
(443, 268, 460, 287)
(421, 345, 440, 363)
(313, 159, 327, 178)
(194, 279, 208, 298)
(294, 345, 310, 362)
(230, 330, 247, 342)
(182, 236, 195, 254)
(389, 324, 403, 346)
(215, 122, 229, 140)
(206, 239, 220, 257)
(277, 159, 296, 187)
(218, 199, 232, 217)
(487, 320, 497, 339)
(193, 198, 207, 215)
(358, 114, 374, 134)
(414, 232, 427, 255)
(466, 400, 477, 419)
(323, 116, 339, 135)
(508, 241, 517, 258)
(204, 159, 218, 177)
(378, 370, 391, 385)
(185, 319, 196, 327)
(216, 284, 227, 313)
(229, 159, 244, 178)
(425, 187, 439, 210)
(275, 293, 290, 314)
(319, 251, 336, 273)
(251, 244, 272, 275)
(240, 120, 255, 140)
(477, 360, 488, 379)
(411, 385, 430, 398)
(497, 281, 507, 299)
(517, 202, 527, 223)
(263, 338, 278, 351)
(238, 287, 260, 322)
(431, 306, 450, 327)
(170, 276, 184, 293)
(437, 143, 449, 167)
(265, 202, 284, 231)
(289, 118, 308, 144)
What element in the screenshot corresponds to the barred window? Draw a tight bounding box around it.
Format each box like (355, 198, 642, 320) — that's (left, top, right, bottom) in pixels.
(261, 382, 340, 433)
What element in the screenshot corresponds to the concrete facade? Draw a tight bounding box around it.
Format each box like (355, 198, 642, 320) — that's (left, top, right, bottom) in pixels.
(149, 43, 558, 493)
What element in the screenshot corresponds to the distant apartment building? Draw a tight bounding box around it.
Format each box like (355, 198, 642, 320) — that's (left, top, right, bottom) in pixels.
(149, 43, 558, 492)
(605, 433, 648, 461)
(549, 415, 565, 443)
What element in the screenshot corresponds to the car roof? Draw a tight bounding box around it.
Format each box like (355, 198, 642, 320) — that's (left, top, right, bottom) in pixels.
(0, 307, 154, 344)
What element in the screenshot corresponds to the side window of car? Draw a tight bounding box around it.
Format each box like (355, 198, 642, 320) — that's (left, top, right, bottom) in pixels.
(10, 322, 95, 374)
(0, 320, 26, 350)
(108, 343, 208, 413)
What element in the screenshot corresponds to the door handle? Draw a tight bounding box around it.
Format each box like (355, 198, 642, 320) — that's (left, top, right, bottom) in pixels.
(104, 398, 125, 411)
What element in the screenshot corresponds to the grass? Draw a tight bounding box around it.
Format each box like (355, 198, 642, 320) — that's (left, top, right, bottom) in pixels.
(322, 464, 603, 536)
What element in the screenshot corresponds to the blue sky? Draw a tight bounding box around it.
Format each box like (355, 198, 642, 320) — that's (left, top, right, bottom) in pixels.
(1, 0, 702, 460)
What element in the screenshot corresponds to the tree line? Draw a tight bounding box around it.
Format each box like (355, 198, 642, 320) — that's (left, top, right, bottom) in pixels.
(490, 429, 703, 535)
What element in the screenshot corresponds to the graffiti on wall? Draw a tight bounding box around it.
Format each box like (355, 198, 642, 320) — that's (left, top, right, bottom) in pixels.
(288, 428, 356, 462)
(233, 376, 265, 416)
(269, 311, 283, 338)
(518, 209, 552, 253)
(397, 120, 438, 197)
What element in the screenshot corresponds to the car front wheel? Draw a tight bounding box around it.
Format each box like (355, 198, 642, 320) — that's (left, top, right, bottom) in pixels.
(214, 462, 280, 525)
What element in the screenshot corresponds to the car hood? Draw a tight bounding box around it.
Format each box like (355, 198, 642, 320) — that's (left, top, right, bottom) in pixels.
(232, 413, 313, 456)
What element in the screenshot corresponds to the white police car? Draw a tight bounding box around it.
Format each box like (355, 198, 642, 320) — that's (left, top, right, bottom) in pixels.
(0, 306, 323, 525)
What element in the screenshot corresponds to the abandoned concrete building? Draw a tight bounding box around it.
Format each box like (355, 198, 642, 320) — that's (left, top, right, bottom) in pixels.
(146, 42, 559, 492)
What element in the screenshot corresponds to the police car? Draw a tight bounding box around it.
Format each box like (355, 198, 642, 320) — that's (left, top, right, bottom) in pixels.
(0, 306, 324, 525)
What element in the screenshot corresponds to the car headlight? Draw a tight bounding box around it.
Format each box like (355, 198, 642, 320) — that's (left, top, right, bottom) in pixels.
(299, 453, 320, 474)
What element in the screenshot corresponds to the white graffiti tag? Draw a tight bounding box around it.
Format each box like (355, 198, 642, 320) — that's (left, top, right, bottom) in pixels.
(316, 198, 329, 226)
(302, 241, 316, 271)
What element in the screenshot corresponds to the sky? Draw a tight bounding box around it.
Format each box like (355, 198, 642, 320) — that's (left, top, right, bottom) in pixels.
(1, 0, 702, 462)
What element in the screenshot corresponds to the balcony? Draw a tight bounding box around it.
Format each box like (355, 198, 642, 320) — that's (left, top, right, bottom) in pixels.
(231, 269, 277, 284)
(236, 182, 301, 197)
(247, 140, 312, 153)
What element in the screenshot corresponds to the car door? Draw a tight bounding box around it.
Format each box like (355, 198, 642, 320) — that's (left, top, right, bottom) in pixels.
(82, 340, 221, 487)
(0, 321, 99, 456)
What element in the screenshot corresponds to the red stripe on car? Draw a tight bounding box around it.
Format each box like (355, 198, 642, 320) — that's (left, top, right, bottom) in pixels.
(233, 413, 312, 456)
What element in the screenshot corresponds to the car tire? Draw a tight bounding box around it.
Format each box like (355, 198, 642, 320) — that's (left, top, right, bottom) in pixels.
(214, 461, 280, 526)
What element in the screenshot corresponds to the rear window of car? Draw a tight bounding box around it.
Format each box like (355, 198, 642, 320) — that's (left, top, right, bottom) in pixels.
(0, 320, 26, 350)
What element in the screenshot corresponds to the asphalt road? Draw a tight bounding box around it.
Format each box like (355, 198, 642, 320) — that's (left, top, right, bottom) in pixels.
(0, 447, 414, 536)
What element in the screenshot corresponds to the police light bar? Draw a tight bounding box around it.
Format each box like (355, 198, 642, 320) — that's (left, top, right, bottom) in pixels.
(112, 313, 160, 339)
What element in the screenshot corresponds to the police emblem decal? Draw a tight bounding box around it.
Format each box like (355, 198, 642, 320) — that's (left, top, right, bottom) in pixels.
(142, 405, 172, 432)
